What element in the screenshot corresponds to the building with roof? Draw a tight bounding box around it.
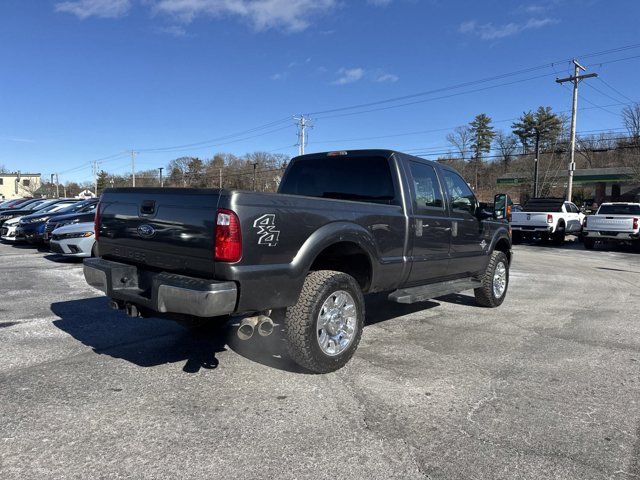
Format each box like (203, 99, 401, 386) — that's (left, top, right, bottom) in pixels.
(0, 172, 42, 200)
(497, 167, 639, 205)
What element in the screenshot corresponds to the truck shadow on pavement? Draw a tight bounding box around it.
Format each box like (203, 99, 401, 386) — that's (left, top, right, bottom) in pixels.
(51, 293, 445, 374)
(51, 297, 229, 374)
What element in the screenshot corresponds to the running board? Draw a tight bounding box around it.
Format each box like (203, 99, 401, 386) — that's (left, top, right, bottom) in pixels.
(388, 278, 482, 304)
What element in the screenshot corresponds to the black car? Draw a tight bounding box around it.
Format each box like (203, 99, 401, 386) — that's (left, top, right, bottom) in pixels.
(17, 200, 82, 244)
(0, 199, 68, 227)
(43, 199, 99, 241)
(0, 198, 41, 215)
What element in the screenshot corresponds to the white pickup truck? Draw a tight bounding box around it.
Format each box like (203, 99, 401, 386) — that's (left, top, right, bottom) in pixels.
(510, 198, 584, 245)
(583, 202, 640, 250)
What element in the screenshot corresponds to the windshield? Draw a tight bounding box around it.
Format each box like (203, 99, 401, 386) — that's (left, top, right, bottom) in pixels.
(28, 200, 55, 211)
(36, 202, 75, 214)
(51, 201, 85, 215)
(280, 155, 396, 204)
(64, 199, 96, 214)
(597, 204, 640, 215)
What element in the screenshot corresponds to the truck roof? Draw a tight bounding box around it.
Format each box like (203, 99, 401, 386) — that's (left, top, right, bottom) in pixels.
(600, 202, 640, 206)
(294, 149, 443, 168)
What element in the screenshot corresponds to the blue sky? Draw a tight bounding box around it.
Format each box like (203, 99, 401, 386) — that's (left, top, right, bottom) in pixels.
(1, 0, 639, 183)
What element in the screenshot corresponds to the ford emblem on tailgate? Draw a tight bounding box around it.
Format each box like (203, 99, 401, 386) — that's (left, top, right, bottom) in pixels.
(137, 224, 156, 238)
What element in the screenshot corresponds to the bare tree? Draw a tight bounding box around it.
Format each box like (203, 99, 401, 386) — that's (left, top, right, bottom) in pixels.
(576, 133, 618, 168)
(494, 131, 518, 172)
(622, 103, 640, 141)
(446, 126, 472, 161)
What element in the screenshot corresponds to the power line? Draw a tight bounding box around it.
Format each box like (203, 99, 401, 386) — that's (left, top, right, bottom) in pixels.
(596, 77, 636, 104)
(315, 72, 560, 120)
(137, 117, 292, 153)
(304, 42, 640, 118)
(136, 125, 295, 155)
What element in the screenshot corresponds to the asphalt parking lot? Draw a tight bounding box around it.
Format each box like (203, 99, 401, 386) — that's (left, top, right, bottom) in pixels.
(0, 241, 639, 480)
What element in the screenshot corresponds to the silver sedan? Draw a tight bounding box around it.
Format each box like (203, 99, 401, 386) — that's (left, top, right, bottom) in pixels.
(49, 222, 96, 258)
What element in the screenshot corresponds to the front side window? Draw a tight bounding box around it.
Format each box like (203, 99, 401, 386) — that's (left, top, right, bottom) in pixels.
(442, 170, 477, 214)
(409, 162, 443, 211)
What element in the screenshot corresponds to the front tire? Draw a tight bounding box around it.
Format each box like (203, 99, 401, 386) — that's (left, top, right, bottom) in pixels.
(474, 251, 509, 308)
(283, 270, 365, 373)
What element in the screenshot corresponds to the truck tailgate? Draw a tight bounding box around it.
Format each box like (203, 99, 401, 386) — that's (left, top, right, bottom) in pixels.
(98, 188, 221, 277)
(511, 212, 549, 227)
(587, 215, 636, 233)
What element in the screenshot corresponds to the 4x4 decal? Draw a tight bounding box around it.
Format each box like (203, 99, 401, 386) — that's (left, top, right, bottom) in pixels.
(253, 214, 280, 247)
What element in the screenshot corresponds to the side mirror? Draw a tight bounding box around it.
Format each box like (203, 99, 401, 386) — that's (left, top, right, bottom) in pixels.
(494, 193, 512, 221)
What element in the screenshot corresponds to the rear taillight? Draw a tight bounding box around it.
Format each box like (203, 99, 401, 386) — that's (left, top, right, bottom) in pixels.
(215, 208, 242, 262)
(634, 217, 639, 230)
(547, 214, 553, 224)
(94, 203, 101, 241)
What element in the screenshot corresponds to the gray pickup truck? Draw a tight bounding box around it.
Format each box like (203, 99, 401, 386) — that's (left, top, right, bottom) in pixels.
(84, 150, 512, 372)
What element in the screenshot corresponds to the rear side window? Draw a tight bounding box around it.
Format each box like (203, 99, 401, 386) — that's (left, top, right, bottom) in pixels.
(280, 156, 396, 204)
(408, 162, 444, 211)
(598, 204, 640, 215)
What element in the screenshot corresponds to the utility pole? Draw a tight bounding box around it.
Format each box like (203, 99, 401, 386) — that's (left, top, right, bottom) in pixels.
(131, 150, 137, 187)
(533, 132, 540, 198)
(55, 173, 60, 198)
(556, 59, 598, 202)
(294, 115, 313, 156)
(158, 167, 164, 187)
(252, 162, 258, 191)
(219, 168, 223, 188)
(92, 160, 99, 197)
(50, 174, 55, 198)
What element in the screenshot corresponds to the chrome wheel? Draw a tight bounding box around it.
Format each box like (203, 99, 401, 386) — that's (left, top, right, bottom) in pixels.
(493, 261, 507, 298)
(317, 290, 357, 357)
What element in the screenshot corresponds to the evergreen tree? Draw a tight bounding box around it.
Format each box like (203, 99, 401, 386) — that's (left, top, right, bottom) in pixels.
(469, 113, 495, 190)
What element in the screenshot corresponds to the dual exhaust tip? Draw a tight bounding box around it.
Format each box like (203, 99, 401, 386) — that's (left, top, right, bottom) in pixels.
(237, 315, 274, 340)
(110, 300, 275, 339)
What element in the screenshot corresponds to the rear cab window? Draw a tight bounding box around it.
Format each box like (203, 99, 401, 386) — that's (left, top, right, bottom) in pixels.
(598, 204, 640, 215)
(279, 155, 397, 205)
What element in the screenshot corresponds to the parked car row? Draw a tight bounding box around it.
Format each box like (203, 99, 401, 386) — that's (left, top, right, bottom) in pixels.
(509, 197, 640, 250)
(0, 197, 98, 258)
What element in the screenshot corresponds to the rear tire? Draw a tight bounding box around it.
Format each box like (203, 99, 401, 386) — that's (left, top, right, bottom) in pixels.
(511, 231, 522, 244)
(283, 270, 365, 373)
(474, 251, 509, 308)
(583, 237, 596, 250)
(552, 224, 566, 246)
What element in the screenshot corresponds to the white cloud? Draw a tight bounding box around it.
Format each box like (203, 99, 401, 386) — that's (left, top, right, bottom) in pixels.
(367, 0, 392, 6)
(151, 0, 337, 32)
(55, 0, 132, 19)
(376, 73, 399, 83)
(333, 68, 365, 85)
(459, 17, 557, 40)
